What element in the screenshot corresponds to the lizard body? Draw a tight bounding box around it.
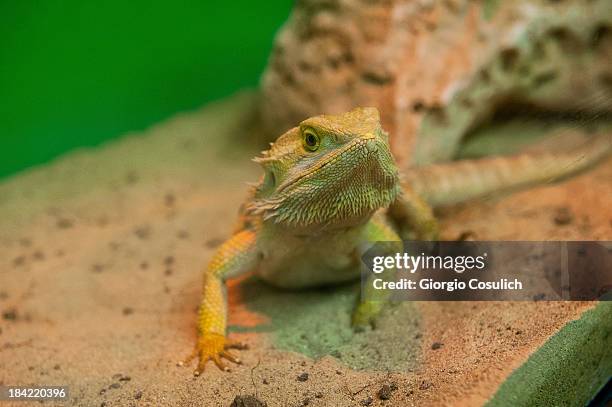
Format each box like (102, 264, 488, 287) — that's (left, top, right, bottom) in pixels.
(185, 107, 610, 374)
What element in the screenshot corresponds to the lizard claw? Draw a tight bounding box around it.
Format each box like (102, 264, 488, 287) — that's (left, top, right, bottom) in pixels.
(183, 333, 245, 375)
(220, 350, 241, 364)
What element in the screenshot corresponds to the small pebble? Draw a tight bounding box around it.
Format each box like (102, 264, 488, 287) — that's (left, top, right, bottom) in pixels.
(419, 380, 432, 390)
(553, 207, 573, 225)
(2, 308, 17, 321)
(412, 100, 425, 112)
(297, 372, 309, 382)
(377, 384, 394, 400)
(134, 390, 142, 400)
(134, 226, 151, 240)
(109, 383, 120, 389)
(431, 342, 443, 350)
(91, 264, 105, 273)
(32, 250, 45, 261)
(122, 307, 134, 316)
(361, 396, 373, 406)
(229, 394, 266, 407)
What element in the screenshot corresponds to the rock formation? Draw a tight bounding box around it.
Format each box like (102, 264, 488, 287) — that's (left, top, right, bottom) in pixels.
(260, 0, 612, 166)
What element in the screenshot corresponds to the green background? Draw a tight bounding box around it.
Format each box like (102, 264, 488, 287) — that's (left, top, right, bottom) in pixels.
(0, 2, 291, 180)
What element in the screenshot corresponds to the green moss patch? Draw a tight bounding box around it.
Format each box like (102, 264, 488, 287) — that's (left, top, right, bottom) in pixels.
(488, 302, 612, 406)
(231, 277, 422, 371)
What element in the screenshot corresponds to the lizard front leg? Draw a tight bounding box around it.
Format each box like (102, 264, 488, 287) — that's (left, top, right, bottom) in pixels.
(352, 218, 402, 330)
(184, 229, 258, 375)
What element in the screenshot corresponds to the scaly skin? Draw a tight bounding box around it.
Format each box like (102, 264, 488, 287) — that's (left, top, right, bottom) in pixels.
(185, 107, 407, 374)
(185, 107, 611, 374)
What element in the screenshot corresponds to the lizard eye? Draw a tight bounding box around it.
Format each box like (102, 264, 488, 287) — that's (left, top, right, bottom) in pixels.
(302, 128, 320, 152)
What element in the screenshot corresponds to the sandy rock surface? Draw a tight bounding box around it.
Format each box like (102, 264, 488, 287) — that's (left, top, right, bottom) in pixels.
(0, 93, 610, 406)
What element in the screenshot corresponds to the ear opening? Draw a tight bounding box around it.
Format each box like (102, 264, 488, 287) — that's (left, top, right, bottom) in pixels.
(262, 168, 277, 189)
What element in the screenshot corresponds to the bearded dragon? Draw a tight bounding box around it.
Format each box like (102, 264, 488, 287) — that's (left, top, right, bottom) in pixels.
(183, 107, 610, 374)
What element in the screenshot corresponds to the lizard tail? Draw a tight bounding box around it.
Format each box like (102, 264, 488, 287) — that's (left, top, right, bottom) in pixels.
(406, 133, 612, 207)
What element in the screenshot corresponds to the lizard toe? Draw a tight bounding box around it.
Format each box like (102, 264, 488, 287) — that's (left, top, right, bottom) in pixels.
(187, 332, 244, 375)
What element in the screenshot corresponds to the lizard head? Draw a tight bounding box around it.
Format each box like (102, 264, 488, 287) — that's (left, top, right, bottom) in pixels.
(248, 107, 399, 230)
